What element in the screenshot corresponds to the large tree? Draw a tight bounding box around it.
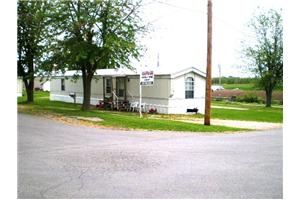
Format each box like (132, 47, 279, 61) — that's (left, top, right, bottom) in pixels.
(49, 0, 145, 111)
(17, 1, 50, 102)
(242, 9, 283, 107)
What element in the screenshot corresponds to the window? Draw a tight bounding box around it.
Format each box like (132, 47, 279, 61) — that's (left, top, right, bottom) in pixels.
(61, 79, 65, 91)
(185, 77, 194, 99)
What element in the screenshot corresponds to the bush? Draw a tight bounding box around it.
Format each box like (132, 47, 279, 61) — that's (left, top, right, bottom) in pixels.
(237, 94, 261, 103)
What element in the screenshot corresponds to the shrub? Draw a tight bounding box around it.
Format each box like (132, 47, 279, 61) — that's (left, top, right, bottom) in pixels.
(238, 94, 261, 103)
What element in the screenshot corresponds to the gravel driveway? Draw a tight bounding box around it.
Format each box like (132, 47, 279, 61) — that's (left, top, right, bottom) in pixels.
(18, 114, 282, 198)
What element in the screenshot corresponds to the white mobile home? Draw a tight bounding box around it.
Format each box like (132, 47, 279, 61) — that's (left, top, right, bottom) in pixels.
(50, 67, 206, 114)
(17, 77, 23, 97)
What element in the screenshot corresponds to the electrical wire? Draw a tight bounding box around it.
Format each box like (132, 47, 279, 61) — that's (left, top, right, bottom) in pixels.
(144, 0, 256, 39)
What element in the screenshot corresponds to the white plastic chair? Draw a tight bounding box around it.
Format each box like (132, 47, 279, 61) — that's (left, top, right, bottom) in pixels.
(130, 101, 139, 112)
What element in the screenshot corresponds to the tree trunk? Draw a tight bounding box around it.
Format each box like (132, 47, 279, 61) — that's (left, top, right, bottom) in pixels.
(18, 43, 35, 103)
(23, 77, 34, 103)
(81, 73, 92, 111)
(265, 87, 273, 107)
(23, 56, 35, 103)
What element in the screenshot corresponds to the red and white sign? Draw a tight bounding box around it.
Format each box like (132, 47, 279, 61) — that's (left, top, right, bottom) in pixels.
(140, 70, 154, 86)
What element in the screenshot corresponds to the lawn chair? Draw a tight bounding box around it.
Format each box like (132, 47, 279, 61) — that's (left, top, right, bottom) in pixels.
(129, 101, 139, 112)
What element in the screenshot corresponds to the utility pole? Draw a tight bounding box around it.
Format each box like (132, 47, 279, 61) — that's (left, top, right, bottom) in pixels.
(204, 0, 212, 125)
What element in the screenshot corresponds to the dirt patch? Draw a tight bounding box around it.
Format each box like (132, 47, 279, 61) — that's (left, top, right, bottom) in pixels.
(40, 114, 139, 131)
(43, 114, 103, 128)
(179, 118, 282, 130)
(211, 119, 282, 130)
(70, 116, 103, 122)
(211, 106, 248, 110)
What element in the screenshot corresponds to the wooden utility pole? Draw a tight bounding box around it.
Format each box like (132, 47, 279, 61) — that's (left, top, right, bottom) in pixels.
(204, 0, 212, 125)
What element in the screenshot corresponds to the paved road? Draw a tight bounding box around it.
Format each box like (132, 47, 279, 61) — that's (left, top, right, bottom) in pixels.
(18, 114, 282, 198)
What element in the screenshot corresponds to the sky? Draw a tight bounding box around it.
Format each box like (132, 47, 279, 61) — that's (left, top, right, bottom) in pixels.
(137, 0, 283, 77)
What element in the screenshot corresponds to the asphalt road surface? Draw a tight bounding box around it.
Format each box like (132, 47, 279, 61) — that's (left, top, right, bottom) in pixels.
(18, 114, 282, 198)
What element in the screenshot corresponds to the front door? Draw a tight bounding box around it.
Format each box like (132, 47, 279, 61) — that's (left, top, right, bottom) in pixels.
(104, 77, 113, 100)
(116, 77, 126, 101)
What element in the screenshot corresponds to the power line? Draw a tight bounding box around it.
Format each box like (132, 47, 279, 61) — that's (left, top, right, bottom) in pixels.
(145, 0, 256, 39)
(155, 0, 206, 14)
(148, 8, 183, 23)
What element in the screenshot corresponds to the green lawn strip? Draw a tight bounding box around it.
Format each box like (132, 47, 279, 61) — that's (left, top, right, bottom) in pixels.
(212, 101, 253, 108)
(17, 92, 245, 132)
(212, 100, 283, 109)
(19, 91, 282, 130)
(211, 100, 283, 123)
(19, 103, 245, 132)
(98, 112, 245, 132)
(212, 106, 282, 123)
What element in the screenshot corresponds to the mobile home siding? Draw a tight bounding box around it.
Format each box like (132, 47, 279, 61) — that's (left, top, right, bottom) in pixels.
(125, 75, 171, 113)
(17, 78, 23, 97)
(49, 67, 206, 114)
(168, 72, 205, 114)
(50, 77, 104, 105)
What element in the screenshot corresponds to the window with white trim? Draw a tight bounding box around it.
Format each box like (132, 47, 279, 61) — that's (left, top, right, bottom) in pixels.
(185, 77, 194, 99)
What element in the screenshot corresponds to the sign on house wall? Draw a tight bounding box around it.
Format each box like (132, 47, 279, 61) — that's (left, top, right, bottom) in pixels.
(140, 70, 154, 86)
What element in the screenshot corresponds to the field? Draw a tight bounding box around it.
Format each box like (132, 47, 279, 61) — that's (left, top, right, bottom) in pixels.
(213, 77, 283, 91)
(222, 83, 258, 90)
(212, 89, 283, 104)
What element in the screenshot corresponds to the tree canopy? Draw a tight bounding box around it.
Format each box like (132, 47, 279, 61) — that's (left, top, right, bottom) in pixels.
(18, 0, 146, 109)
(242, 8, 283, 107)
(17, 0, 51, 102)
(46, 0, 146, 110)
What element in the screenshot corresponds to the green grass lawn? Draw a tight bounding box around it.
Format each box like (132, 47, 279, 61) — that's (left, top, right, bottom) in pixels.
(18, 92, 246, 133)
(212, 101, 283, 123)
(18, 92, 282, 132)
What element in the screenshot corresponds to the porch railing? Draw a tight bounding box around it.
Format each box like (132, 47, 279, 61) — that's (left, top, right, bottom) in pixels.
(112, 91, 119, 110)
